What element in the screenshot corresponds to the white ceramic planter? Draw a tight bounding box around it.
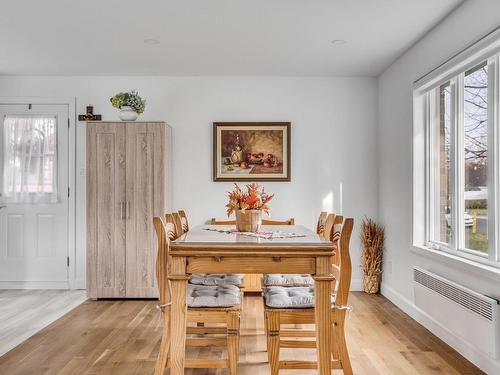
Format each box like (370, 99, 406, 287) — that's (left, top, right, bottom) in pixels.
(118, 106, 139, 121)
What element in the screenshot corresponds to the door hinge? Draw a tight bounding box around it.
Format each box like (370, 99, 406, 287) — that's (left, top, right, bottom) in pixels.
(67, 256, 70, 267)
(68, 187, 70, 197)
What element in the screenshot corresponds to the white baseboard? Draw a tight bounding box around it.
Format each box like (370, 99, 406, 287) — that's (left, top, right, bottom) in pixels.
(0, 281, 70, 289)
(381, 282, 500, 375)
(350, 278, 362, 291)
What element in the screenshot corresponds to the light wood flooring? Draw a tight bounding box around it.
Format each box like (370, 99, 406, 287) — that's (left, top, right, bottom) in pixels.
(0, 290, 87, 356)
(0, 292, 484, 374)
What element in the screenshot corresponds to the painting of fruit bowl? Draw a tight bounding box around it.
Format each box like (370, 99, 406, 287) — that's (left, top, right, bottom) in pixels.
(213, 122, 291, 181)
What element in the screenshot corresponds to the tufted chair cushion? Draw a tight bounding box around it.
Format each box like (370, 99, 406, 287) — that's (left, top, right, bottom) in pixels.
(263, 286, 336, 309)
(190, 274, 244, 287)
(263, 274, 314, 287)
(187, 284, 241, 307)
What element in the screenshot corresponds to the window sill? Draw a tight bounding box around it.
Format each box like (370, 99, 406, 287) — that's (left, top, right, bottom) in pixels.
(411, 245, 500, 283)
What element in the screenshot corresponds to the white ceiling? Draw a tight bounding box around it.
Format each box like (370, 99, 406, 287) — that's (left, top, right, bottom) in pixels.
(0, 0, 463, 76)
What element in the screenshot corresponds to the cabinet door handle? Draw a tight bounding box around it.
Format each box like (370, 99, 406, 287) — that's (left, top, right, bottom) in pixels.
(126, 201, 131, 219)
(120, 202, 125, 220)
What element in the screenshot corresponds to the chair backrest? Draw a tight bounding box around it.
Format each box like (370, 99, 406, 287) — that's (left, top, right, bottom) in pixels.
(316, 211, 328, 236)
(325, 214, 341, 290)
(210, 217, 295, 225)
(322, 213, 335, 241)
(210, 218, 236, 225)
(178, 210, 189, 232)
(262, 218, 295, 225)
(164, 214, 178, 240)
(171, 212, 184, 238)
(331, 217, 354, 307)
(153, 216, 176, 307)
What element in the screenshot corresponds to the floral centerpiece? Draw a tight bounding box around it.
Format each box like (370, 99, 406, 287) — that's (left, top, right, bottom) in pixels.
(226, 183, 273, 232)
(110, 90, 146, 121)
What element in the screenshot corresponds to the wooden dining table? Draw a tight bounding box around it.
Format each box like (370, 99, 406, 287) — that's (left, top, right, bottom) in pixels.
(167, 224, 336, 375)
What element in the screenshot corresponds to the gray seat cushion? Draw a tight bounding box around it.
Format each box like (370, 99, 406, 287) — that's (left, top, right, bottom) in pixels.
(263, 274, 314, 287)
(187, 284, 241, 308)
(263, 286, 336, 309)
(190, 274, 244, 287)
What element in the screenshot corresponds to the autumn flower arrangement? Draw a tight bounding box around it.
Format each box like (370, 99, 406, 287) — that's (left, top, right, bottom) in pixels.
(226, 183, 273, 216)
(226, 183, 274, 232)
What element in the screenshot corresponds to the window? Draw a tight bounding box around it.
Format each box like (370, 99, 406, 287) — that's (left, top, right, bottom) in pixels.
(463, 63, 488, 254)
(2, 116, 58, 203)
(413, 31, 500, 267)
(429, 82, 452, 246)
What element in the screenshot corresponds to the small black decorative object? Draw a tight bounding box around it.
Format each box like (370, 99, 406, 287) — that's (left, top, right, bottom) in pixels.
(78, 105, 102, 121)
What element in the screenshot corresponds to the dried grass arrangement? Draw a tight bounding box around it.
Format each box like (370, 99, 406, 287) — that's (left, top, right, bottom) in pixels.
(360, 217, 385, 294)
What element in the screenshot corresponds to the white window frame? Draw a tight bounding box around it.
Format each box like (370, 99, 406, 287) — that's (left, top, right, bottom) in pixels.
(413, 30, 500, 269)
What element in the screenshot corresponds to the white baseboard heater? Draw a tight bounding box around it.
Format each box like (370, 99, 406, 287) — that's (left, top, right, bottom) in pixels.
(413, 267, 499, 358)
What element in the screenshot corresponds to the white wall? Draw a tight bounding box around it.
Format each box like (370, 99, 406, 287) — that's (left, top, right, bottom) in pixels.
(0, 76, 378, 290)
(378, 1, 500, 373)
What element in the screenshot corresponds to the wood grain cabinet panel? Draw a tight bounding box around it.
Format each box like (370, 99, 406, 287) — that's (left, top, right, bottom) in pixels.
(125, 123, 167, 297)
(87, 122, 171, 298)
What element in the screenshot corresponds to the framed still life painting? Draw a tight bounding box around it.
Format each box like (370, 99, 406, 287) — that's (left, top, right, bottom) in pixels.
(213, 122, 291, 182)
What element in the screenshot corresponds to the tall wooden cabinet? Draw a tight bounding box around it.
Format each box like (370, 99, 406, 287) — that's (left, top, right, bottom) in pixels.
(86, 122, 171, 298)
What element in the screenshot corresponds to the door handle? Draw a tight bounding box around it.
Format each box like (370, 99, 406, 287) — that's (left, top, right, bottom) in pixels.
(120, 202, 125, 220)
(126, 201, 131, 219)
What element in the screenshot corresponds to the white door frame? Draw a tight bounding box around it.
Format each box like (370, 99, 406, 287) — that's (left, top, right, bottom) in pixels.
(0, 96, 77, 289)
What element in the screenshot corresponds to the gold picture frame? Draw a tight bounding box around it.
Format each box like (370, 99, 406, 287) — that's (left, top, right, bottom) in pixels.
(213, 122, 291, 182)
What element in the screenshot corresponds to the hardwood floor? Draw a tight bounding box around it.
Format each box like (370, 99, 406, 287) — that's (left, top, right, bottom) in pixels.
(0, 290, 87, 356)
(0, 292, 484, 375)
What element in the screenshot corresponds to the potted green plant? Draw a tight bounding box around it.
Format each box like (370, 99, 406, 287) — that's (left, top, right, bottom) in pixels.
(110, 90, 146, 121)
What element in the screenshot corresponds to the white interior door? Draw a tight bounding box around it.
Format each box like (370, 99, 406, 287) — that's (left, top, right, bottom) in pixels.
(0, 104, 69, 288)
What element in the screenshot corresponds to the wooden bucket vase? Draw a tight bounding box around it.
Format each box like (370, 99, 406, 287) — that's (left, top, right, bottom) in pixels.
(235, 210, 262, 232)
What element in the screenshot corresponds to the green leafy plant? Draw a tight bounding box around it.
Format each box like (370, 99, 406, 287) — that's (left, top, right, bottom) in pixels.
(110, 90, 146, 114)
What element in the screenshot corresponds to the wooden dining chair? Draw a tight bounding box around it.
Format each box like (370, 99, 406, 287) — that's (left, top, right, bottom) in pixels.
(169, 212, 243, 330)
(262, 212, 333, 288)
(263, 215, 354, 375)
(153, 216, 242, 375)
(173, 211, 245, 288)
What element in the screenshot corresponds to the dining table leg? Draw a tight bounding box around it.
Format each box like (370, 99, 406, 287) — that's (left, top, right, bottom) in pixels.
(315, 255, 333, 375)
(168, 257, 189, 375)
